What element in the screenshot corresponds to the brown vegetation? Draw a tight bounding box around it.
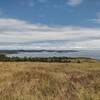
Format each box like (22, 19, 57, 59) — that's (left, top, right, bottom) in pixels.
(0, 60, 100, 100)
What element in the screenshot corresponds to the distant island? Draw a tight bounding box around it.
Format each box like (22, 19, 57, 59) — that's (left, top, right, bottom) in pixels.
(0, 50, 78, 54)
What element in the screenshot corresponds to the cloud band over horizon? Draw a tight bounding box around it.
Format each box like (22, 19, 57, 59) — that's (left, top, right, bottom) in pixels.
(0, 18, 100, 50)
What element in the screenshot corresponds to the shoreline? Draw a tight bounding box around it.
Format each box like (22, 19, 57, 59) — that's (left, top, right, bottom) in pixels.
(0, 54, 98, 62)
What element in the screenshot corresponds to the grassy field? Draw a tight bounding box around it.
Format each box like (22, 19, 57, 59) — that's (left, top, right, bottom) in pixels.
(0, 60, 100, 100)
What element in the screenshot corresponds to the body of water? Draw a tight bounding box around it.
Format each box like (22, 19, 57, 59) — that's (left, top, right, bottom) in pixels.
(6, 50, 100, 60)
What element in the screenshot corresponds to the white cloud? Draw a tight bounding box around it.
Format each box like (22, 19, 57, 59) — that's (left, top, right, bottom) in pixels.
(0, 18, 100, 50)
(67, 0, 82, 6)
(90, 12, 100, 23)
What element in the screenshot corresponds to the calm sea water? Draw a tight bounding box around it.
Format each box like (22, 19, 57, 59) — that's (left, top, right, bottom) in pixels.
(7, 50, 100, 60)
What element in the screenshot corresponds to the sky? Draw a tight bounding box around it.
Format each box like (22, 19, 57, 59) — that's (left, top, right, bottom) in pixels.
(0, 0, 100, 50)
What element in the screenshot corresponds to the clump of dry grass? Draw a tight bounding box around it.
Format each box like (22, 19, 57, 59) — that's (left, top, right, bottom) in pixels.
(0, 61, 100, 100)
(64, 71, 100, 100)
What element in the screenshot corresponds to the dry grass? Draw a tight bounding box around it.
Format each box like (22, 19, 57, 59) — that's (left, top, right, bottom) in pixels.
(0, 60, 100, 100)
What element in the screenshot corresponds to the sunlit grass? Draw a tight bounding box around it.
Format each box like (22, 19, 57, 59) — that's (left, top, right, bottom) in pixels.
(0, 60, 100, 100)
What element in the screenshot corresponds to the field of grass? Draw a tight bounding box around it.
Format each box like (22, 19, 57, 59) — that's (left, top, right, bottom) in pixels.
(0, 60, 100, 100)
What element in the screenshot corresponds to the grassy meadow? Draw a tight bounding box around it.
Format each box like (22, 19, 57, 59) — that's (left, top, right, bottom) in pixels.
(0, 60, 100, 100)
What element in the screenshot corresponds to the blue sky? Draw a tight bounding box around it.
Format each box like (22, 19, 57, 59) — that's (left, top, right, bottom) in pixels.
(0, 0, 100, 27)
(0, 0, 100, 50)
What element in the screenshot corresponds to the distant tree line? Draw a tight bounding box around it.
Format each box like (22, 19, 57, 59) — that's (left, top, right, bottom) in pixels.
(0, 54, 83, 63)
